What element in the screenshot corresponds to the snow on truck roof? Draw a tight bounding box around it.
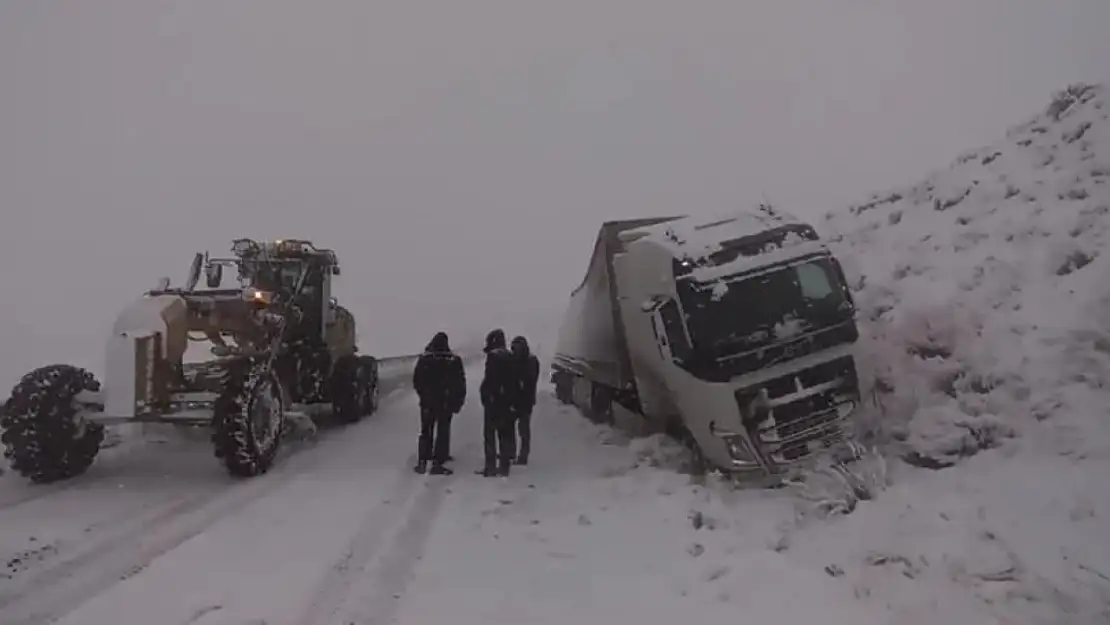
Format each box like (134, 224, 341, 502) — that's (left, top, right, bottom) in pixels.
(627, 205, 808, 256)
(626, 205, 829, 282)
(565, 207, 825, 296)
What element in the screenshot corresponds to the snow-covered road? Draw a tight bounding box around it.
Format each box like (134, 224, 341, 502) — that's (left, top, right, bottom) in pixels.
(0, 365, 433, 625)
(0, 362, 892, 625)
(5, 83, 1110, 625)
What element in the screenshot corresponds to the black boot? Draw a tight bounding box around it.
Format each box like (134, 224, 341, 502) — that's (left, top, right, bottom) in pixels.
(498, 460, 511, 477)
(476, 466, 499, 477)
(413, 460, 427, 474)
(429, 463, 453, 475)
(515, 454, 528, 466)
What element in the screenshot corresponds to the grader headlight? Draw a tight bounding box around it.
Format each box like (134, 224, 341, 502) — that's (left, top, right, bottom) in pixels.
(242, 287, 274, 305)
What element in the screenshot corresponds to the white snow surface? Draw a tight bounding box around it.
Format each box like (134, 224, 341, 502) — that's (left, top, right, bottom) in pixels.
(639, 204, 807, 262)
(687, 237, 828, 284)
(0, 360, 890, 625)
(2, 83, 1110, 625)
(816, 81, 1110, 624)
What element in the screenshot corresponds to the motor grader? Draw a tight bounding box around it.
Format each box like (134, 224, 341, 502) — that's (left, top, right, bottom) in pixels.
(0, 238, 380, 483)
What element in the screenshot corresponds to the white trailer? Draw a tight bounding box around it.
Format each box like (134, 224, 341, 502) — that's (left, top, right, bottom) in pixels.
(551, 206, 863, 476)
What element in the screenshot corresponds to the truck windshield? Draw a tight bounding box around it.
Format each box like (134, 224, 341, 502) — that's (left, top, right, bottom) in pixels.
(677, 256, 853, 361)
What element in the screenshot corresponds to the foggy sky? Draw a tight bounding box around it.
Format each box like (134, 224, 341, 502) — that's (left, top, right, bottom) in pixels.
(1, 0, 1108, 387)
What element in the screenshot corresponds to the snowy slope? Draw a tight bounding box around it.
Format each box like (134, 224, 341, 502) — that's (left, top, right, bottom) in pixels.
(797, 82, 1110, 624)
(826, 82, 1110, 467)
(3, 84, 1109, 625)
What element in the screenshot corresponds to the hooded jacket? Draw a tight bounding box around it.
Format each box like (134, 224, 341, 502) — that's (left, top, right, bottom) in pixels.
(413, 332, 466, 413)
(479, 329, 515, 410)
(510, 336, 540, 412)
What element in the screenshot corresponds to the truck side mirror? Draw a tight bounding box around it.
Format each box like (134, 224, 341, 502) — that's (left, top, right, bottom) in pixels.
(829, 258, 856, 306)
(184, 253, 203, 292)
(205, 262, 223, 288)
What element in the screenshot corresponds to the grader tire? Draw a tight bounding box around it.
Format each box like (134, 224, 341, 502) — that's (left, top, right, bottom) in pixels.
(212, 360, 286, 478)
(1, 364, 105, 484)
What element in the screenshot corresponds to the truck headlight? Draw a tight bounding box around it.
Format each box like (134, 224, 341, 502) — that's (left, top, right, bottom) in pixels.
(710, 420, 758, 465)
(723, 435, 761, 468)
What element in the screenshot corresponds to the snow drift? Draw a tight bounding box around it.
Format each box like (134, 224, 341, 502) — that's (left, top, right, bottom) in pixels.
(795, 82, 1110, 623)
(612, 82, 1110, 625)
(823, 83, 1110, 467)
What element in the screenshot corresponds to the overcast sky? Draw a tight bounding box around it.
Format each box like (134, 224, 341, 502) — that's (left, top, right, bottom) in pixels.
(1, 0, 1108, 386)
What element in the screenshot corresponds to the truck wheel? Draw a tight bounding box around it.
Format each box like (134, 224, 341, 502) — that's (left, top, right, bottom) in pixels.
(553, 372, 573, 405)
(359, 355, 380, 416)
(330, 355, 375, 424)
(287, 344, 329, 404)
(587, 383, 615, 425)
(1, 364, 105, 484)
(212, 360, 286, 478)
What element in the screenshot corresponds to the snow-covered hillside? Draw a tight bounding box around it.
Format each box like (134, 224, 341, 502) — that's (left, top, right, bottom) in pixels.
(3, 84, 1108, 625)
(804, 82, 1110, 623)
(827, 82, 1110, 466)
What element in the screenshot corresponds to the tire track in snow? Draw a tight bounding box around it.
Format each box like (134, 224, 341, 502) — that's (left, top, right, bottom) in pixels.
(0, 480, 83, 511)
(0, 368, 414, 513)
(0, 452, 327, 625)
(343, 476, 452, 625)
(0, 437, 164, 511)
(0, 392, 413, 625)
(292, 452, 462, 625)
(290, 453, 425, 625)
(290, 359, 485, 625)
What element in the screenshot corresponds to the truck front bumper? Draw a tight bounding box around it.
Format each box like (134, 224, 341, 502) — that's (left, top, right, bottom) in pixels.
(713, 354, 862, 476)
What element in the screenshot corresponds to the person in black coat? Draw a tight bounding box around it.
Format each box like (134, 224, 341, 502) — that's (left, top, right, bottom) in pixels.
(412, 331, 466, 475)
(478, 328, 516, 477)
(509, 335, 540, 465)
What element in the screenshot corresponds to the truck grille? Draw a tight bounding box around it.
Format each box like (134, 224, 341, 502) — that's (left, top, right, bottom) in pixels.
(735, 355, 858, 466)
(716, 321, 859, 379)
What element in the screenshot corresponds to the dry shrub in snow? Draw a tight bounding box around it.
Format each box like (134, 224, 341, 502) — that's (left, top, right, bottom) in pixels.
(1046, 83, 1098, 121)
(821, 82, 1110, 470)
(781, 442, 889, 520)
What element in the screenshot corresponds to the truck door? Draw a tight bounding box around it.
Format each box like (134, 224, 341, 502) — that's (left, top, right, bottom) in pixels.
(652, 299, 694, 366)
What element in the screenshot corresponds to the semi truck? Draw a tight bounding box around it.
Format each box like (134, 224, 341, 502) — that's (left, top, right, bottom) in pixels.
(550, 206, 863, 477)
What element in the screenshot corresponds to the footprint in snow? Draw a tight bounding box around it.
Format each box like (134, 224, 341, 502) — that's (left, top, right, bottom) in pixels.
(703, 565, 731, 582)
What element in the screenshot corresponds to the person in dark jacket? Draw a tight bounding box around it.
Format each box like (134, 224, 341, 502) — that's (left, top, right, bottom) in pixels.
(509, 335, 540, 465)
(412, 331, 466, 475)
(478, 328, 516, 477)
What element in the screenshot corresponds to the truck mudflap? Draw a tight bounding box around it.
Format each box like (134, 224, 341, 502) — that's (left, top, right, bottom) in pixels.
(712, 354, 862, 475)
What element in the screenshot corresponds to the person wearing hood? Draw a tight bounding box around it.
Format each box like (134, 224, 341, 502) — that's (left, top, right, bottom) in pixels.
(509, 335, 540, 465)
(412, 331, 466, 475)
(478, 328, 516, 477)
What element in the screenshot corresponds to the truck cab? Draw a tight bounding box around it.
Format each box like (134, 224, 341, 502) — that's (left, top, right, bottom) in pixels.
(552, 208, 862, 476)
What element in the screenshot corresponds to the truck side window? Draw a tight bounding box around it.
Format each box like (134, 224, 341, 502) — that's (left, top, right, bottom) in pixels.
(795, 263, 833, 300)
(658, 299, 693, 362)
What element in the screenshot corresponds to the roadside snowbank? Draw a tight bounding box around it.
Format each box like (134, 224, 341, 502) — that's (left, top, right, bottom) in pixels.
(793, 82, 1110, 624)
(394, 398, 892, 625)
(826, 82, 1110, 468)
(577, 82, 1110, 625)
